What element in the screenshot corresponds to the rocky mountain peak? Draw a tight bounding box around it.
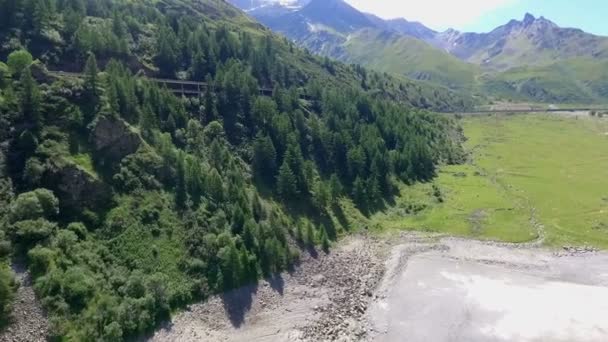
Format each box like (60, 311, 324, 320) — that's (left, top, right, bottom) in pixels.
(523, 12, 536, 25)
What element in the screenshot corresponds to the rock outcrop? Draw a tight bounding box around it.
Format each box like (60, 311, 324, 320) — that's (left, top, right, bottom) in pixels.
(92, 115, 141, 164)
(44, 162, 111, 213)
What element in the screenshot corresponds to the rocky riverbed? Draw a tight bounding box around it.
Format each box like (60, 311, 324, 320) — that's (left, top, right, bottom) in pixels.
(151, 233, 608, 342)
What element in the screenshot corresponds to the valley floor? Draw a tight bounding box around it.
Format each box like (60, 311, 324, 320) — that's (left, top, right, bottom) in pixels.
(373, 113, 608, 248)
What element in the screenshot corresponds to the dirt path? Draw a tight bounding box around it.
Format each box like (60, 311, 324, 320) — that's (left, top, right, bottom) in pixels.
(0, 262, 48, 342)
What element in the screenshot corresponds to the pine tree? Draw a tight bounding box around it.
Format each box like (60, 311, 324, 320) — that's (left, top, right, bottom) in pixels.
(251, 193, 264, 222)
(329, 174, 342, 204)
(284, 137, 307, 194)
(295, 222, 304, 243)
(352, 176, 367, 209)
(19, 67, 42, 131)
(83, 53, 100, 119)
(367, 176, 381, 207)
(277, 160, 298, 200)
(252, 134, 277, 185)
(242, 219, 258, 250)
(206, 167, 224, 203)
(190, 49, 207, 81)
(305, 222, 315, 247)
(203, 75, 217, 124)
(175, 153, 187, 209)
(320, 225, 330, 252)
(155, 26, 179, 77)
(219, 242, 242, 290)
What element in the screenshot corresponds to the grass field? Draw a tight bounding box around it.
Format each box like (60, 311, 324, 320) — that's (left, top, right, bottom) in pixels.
(372, 114, 608, 248)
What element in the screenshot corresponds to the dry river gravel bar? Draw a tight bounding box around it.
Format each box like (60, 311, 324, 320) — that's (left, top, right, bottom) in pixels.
(149, 233, 608, 342)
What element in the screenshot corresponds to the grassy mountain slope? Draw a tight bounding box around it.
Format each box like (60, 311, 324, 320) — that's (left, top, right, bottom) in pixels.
(340, 29, 479, 91)
(480, 58, 608, 103)
(0, 0, 468, 340)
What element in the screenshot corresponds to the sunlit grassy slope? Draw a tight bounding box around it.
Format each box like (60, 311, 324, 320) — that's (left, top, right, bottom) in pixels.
(373, 114, 608, 248)
(480, 58, 608, 104)
(340, 28, 479, 92)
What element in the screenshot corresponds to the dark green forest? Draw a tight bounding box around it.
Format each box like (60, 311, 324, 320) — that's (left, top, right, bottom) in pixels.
(0, 0, 466, 339)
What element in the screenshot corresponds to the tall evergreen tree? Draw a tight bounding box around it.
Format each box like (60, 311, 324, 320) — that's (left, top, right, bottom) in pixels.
(203, 75, 217, 124)
(175, 153, 187, 209)
(83, 53, 100, 119)
(252, 134, 277, 185)
(19, 67, 42, 131)
(277, 160, 298, 200)
(352, 176, 367, 209)
(155, 26, 179, 77)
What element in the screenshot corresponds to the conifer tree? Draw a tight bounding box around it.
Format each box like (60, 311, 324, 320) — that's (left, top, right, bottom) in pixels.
(320, 225, 330, 252)
(19, 67, 42, 131)
(203, 75, 217, 124)
(83, 53, 100, 118)
(206, 167, 224, 203)
(352, 176, 367, 209)
(175, 153, 187, 209)
(277, 160, 298, 200)
(305, 222, 315, 247)
(190, 50, 207, 81)
(252, 134, 277, 184)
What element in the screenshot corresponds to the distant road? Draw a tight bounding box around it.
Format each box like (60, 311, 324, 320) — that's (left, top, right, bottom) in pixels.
(439, 108, 608, 115)
(47, 70, 277, 97)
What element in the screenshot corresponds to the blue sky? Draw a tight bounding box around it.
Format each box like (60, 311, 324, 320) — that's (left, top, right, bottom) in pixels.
(344, 0, 608, 35)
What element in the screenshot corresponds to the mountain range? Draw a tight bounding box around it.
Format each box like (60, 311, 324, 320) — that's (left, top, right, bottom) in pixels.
(230, 0, 608, 103)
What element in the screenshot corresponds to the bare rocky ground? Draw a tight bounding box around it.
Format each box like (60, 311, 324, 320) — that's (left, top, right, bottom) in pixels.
(151, 233, 397, 342)
(151, 232, 608, 342)
(150, 232, 445, 342)
(0, 263, 48, 342)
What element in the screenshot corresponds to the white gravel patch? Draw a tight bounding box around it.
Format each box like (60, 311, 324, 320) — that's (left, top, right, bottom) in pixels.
(368, 240, 608, 342)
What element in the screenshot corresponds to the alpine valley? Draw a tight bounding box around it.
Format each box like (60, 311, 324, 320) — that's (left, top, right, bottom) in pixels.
(231, 0, 608, 103)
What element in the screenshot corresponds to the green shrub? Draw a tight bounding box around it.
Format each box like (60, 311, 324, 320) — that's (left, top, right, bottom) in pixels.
(66, 222, 88, 240)
(6, 49, 33, 77)
(11, 219, 56, 245)
(0, 265, 16, 322)
(0, 62, 9, 87)
(28, 245, 56, 276)
(9, 189, 59, 223)
(62, 267, 95, 311)
(0, 241, 11, 259)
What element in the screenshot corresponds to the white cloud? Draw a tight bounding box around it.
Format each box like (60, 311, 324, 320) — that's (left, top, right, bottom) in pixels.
(344, 0, 519, 30)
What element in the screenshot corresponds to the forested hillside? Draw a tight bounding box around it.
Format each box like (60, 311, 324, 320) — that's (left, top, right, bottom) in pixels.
(0, 0, 466, 339)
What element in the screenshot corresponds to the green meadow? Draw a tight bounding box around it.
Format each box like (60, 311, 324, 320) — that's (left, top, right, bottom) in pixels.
(373, 114, 608, 248)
